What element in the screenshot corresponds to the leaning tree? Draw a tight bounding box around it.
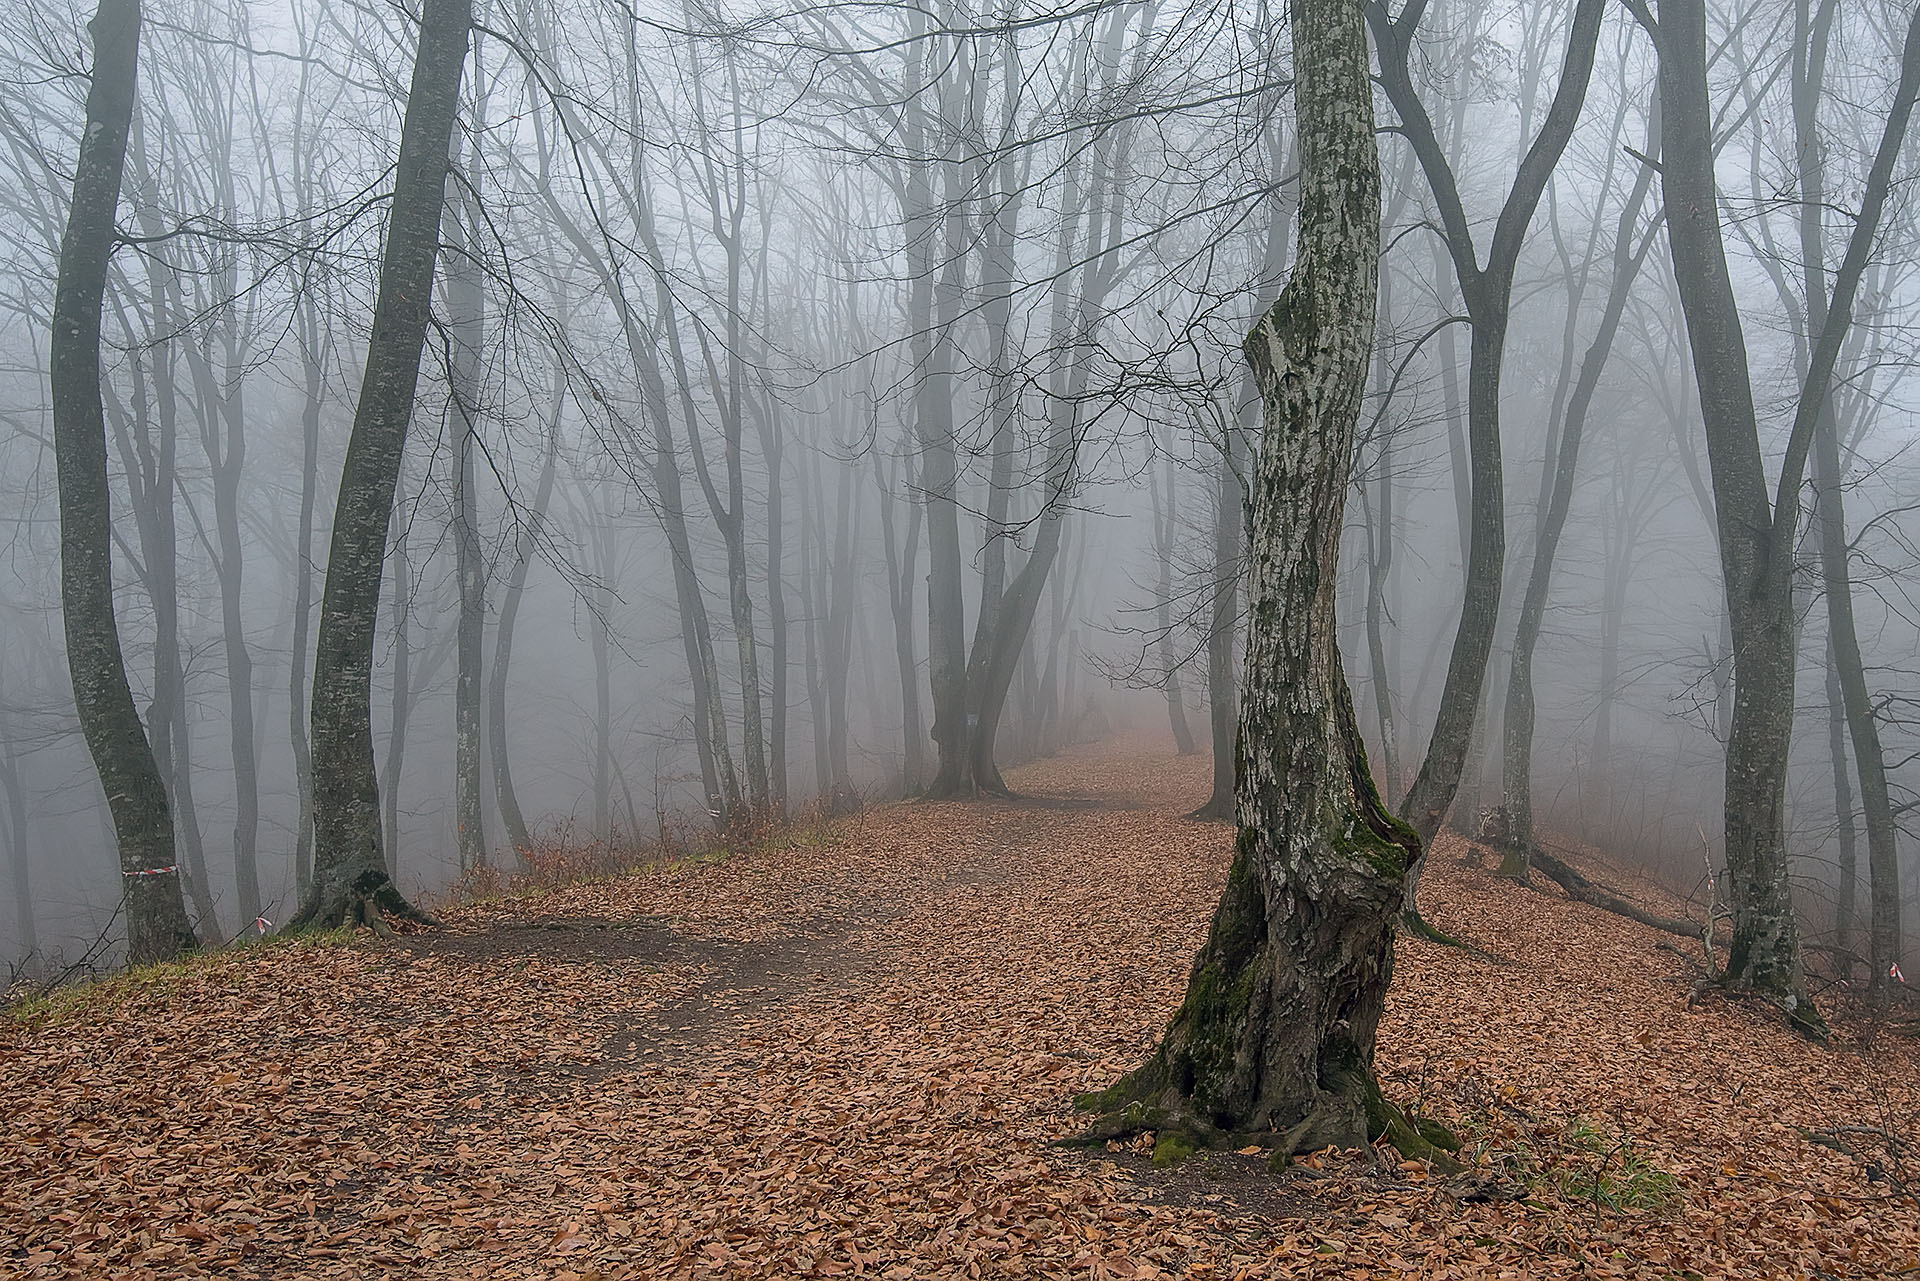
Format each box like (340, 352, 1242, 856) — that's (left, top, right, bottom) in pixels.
(50, 0, 198, 964)
(1080, 0, 1446, 1164)
(291, 0, 472, 931)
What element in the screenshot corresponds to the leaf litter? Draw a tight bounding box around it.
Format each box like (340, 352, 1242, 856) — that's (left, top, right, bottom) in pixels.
(2, 740, 1915, 1279)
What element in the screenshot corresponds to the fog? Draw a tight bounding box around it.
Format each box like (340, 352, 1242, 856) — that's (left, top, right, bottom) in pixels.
(0, 0, 1915, 980)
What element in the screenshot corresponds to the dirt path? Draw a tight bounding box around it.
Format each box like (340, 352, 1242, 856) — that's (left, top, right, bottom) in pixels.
(2, 741, 1916, 1279)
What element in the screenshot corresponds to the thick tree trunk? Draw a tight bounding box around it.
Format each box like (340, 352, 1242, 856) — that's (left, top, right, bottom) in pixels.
(1084, 0, 1434, 1165)
(294, 0, 470, 931)
(50, 0, 196, 966)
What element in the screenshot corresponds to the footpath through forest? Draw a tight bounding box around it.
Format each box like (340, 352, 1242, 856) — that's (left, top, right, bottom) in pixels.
(2, 742, 1916, 1279)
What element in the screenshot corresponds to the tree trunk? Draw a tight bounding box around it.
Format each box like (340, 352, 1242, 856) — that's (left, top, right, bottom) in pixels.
(189, 340, 262, 924)
(1792, 0, 1910, 1002)
(1371, 0, 1606, 918)
(1498, 115, 1659, 878)
(289, 288, 324, 899)
(449, 220, 487, 877)
(876, 450, 924, 795)
(0, 683, 39, 963)
(1193, 398, 1247, 821)
(1640, 0, 1918, 1019)
(50, 0, 196, 965)
(381, 523, 411, 879)
(1155, 449, 1199, 756)
(824, 463, 859, 811)
(295, 0, 470, 930)
(489, 365, 560, 861)
(1084, 0, 1431, 1164)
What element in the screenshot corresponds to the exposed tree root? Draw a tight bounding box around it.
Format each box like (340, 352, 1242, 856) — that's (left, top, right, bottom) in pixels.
(1067, 1063, 1463, 1174)
(1398, 908, 1472, 950)
(286, 868, 440, 935)
(1184, 795, 1234, 823)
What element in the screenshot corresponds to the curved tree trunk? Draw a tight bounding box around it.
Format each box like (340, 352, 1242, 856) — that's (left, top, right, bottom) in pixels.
(295, 0, 471, 932)
(1370, 0, 1606, 925)
(488, 368, 561, 861)
(1084, 0, 1430, 1163)
(1499, 120, 1659, 879)
(51, 0, 196, 966)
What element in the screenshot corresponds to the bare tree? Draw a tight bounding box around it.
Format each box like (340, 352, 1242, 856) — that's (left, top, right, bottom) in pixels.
(1367, 0, 1606, 929)
(1084, 0, 1438, 1164)
(50, 0, 196, 964)
(294, 0, 473, 931)
(1628, 0, 1919, 1020)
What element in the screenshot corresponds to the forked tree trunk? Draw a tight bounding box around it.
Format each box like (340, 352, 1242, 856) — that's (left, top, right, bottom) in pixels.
(1637, 0, 1919, 1021)
(294, 0, 471, 931)
(50, 0, 196, 965)
(1083, 0, 1432, 1163)
(1370, 0, 1605, 923)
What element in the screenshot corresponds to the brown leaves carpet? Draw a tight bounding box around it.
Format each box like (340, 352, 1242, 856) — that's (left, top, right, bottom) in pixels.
(3, 741, 1915, 1279)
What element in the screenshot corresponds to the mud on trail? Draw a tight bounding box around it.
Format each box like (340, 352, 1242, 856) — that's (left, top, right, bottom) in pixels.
(2, 741, 1916, 1279)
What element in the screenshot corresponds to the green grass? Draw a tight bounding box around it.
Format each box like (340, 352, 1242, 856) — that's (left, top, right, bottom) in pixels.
(1554, 1120, 1681, 1211)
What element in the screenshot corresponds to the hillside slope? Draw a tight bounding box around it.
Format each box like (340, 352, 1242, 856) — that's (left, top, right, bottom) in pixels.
(2, 743, 1914, 1279)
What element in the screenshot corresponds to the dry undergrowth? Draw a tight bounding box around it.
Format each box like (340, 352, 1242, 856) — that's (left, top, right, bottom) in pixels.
(1, 740, 1914, 1279)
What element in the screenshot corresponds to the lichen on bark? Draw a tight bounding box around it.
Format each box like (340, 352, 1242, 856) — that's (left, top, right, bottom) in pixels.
(1076, 0, 1432, 1169)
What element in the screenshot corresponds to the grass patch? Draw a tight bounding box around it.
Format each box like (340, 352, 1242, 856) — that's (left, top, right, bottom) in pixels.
(1449, 1111, 1680, 1214)
(1554, 1120, 1681, 1211)
(4, 928, 355, 1032)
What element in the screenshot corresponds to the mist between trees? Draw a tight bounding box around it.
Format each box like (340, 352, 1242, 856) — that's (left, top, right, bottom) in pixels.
(0, 0, 1915, 1001)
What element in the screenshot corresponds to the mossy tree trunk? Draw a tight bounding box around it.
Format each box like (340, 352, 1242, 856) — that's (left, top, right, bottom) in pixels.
(1083, 0, 1431, 1163)
(293, 0, 471, 932)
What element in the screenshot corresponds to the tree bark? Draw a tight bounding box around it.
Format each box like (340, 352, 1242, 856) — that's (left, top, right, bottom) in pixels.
(294, 0, 471, 930)
(1791, 0, 1917, 1003)
(1084, 0, 1433, 1164)
(51, 0, 196, 965)
(1370, 0, 1606, 909)
(876, 450, 925, 795)
(1638, 0, 1919, 1018)
(1192, 400, 1247, 821)
(448, 183, 488, 877)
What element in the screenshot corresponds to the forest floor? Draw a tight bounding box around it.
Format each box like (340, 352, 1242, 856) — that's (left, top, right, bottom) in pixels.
(3, 740, 1917, 1280)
